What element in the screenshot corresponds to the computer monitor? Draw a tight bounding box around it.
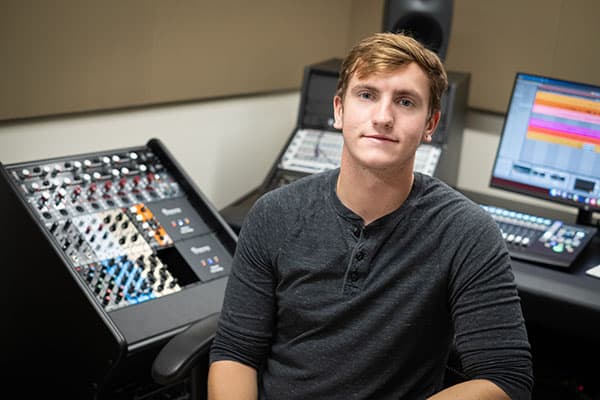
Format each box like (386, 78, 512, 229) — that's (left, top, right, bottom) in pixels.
(490, 72, 600, 227)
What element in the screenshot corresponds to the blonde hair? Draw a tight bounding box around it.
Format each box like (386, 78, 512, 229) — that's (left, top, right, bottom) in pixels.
(336, 32, 448, 114)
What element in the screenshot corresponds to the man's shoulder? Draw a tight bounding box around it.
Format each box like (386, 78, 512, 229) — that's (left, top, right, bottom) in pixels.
(416, 173, 494, 225)
(261, 170, 332, 204)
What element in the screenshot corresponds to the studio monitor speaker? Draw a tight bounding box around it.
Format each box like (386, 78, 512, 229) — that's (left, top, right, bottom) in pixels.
(382, 0, 453, 61)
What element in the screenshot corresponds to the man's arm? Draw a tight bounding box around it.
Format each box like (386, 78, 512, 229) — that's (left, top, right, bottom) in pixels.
(208, 360, 258, 400)
(428, 379, 510, 400)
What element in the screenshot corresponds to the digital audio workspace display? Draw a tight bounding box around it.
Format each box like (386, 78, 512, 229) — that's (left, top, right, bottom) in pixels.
(5, 143, 231, 312)
(491, 72, 600, 217)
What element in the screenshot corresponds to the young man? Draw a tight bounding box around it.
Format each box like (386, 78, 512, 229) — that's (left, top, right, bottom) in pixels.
(208, 33, 533, 399)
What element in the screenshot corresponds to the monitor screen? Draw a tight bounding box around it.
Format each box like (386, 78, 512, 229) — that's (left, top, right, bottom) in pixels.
(490, 72, 600, 225)
(300, 65, 340, 130)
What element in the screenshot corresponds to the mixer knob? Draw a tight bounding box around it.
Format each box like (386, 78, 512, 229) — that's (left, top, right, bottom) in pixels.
(139, 164, 148, 172)
(49, 221, 59, 233)
(514, 235, 522, 244)
(130, 152, 138, 160)
(92, 172, 102, 180)
(27, 182, 39, 194)
(103, 180, 113, 192)
(61, 239, 71, 251)
(102, 156, 111, 165)
(40, 191, 51, 203)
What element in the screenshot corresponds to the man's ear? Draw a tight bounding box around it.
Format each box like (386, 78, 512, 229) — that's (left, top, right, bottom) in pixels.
(333, 95, 343, 130)
(423, 110, 441, 143)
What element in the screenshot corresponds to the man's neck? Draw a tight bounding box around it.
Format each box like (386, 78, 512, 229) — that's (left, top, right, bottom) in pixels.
(336, 159, 414, 226)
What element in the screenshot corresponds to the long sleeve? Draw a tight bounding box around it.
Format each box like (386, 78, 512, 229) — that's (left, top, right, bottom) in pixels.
(209, 194, 280, 369)
(447, 206, 533, 400)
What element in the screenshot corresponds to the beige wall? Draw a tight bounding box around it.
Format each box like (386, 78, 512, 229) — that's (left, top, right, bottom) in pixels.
(0, 0, 352, 121)
(2, 1, 600, 119)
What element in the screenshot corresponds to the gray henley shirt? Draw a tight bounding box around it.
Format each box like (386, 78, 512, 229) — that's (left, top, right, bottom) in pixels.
(210, 169, 533, 399)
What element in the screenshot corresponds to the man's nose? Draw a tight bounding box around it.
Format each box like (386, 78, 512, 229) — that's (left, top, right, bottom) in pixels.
(372, 100, 394, 128)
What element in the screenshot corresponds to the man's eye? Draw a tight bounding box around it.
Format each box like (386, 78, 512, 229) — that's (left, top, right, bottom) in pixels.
(358, 92, 373, 100)
(397, 98, 414, 107)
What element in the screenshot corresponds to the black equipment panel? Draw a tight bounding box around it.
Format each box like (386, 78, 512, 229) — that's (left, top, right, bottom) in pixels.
(0, 138, 235, 398)
(480, 204, 596, 268)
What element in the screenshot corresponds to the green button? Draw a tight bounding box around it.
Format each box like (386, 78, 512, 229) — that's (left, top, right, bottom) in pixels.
(552, 243, 564, 253)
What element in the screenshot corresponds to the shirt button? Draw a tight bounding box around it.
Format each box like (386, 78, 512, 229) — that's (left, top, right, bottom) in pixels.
(351, 271, 359, 281)
(355, 251, 364, 261)
(352, 226, 361, 238)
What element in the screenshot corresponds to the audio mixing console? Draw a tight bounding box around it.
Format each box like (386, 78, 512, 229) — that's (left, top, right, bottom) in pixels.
(7, 143, 230, 311)
(481, 204, 596, 268)
(0, 139, 236, 399)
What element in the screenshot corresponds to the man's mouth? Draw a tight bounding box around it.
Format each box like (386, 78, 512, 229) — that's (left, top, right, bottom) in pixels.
(363, 134, 398, 143)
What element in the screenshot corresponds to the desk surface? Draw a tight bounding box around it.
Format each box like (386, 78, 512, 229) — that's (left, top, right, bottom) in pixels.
(220, 186, 600, 339)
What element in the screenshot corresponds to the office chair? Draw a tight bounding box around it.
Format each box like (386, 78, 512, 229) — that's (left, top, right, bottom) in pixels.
(153, 310, 466, 399)
(152, 312, 221, 400)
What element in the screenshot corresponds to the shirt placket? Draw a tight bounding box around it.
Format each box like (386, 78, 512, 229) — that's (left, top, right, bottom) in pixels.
(343, 224, 368, 295)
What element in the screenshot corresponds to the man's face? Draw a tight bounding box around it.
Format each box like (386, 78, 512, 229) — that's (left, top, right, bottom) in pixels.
(333, 62, 440, 173)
